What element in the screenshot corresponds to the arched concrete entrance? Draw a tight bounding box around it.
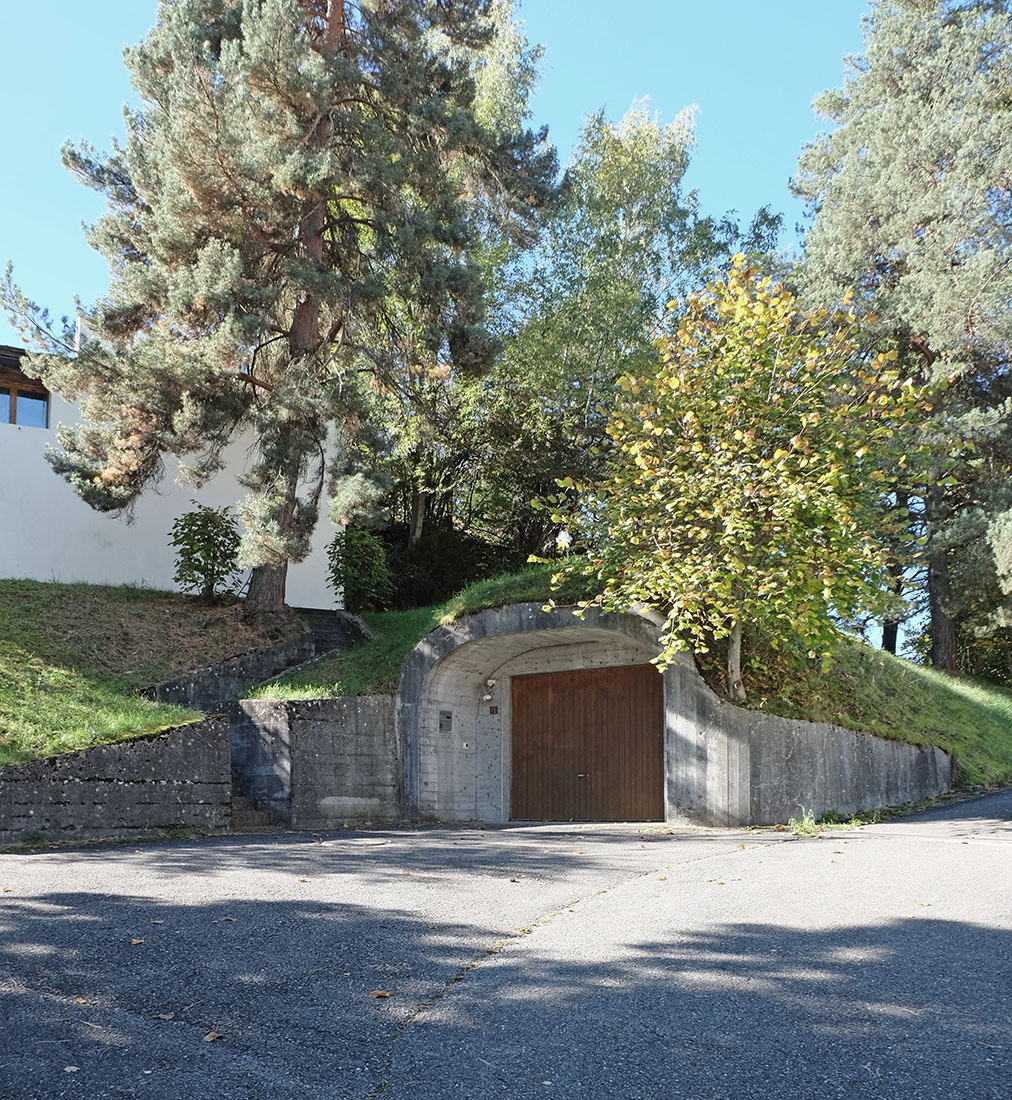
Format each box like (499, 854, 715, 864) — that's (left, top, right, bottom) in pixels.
(396, 603, 951, 826)
(397, 604, 666, 822)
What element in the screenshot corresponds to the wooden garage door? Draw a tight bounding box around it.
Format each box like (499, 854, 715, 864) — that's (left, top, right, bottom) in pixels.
(511, 664, 663, 822)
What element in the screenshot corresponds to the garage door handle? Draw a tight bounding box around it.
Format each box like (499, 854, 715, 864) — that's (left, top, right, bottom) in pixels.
(577, 773, 588, 778)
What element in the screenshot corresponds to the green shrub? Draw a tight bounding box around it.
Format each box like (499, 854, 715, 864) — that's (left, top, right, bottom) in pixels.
(169, 502, 241, 602)
(327, 527, 393, 612)
(381, 523, 528, 608)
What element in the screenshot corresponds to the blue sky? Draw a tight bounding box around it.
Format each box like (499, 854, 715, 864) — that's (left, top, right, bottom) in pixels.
(0, 1, 868, 347)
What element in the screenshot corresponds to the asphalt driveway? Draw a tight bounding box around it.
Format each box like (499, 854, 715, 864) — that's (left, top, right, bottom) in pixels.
(1, 791, 1010, 1100)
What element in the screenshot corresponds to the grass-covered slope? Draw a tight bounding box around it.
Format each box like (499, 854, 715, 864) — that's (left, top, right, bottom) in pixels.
(746, 639, 1012, 787)
(247, 565, 577, 701)
(252, 567, 1012, 788)
(0, 579, 305, 766)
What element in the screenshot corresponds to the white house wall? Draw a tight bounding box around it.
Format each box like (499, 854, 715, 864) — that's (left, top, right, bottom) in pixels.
(1, 391, 336, 608)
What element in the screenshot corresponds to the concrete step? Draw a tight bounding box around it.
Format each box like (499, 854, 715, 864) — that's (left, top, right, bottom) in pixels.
(291, 607, 371, 653)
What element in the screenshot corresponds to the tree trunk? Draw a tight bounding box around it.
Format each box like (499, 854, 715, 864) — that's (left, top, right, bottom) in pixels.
(408, 487, 425, 548)
(727, 618, 747, 702)
(243, 4, 346, 623)
(928, 549, 957, 670)
(926, 485, 956, 671)
(246, 561, 289, 615)
(881, 491, 908, 655)
(882, 565, 903, 655)
(244, 443, 300, 619)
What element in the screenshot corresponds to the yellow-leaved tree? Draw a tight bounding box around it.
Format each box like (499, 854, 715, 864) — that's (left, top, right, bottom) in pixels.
(541, 258, 936, 700)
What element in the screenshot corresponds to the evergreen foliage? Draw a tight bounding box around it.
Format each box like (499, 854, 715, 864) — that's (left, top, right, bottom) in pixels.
(365, 103, 782, 577)
(2, 0, 555, 614)
(794, 0, 1012, 670)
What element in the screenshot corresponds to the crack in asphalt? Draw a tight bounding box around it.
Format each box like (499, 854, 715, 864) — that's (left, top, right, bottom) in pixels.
(357, 837, 784, 1100)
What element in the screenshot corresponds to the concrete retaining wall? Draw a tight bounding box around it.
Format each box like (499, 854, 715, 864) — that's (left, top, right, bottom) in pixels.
(664, 654, 951, 825)
(0, 717, 231, 846)
(143, 636, 317, 711)
(399, 604, 952, 827)
(232, 697, 398, 828)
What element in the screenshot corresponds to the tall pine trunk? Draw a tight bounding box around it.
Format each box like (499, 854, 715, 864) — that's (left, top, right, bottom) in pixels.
(408, 487, 426, 548)
(244, 460, 300, 617)
(244, 1, 346, 621)
(926, 485, 956, 671)
(928, 550, 956, 670)
(881, 616, 899, 656)
(246, 562, 289, 614)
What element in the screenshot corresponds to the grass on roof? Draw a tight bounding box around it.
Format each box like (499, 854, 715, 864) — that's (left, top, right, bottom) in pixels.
(246, 563, 581, 701)
(251, 566, 1012, 788)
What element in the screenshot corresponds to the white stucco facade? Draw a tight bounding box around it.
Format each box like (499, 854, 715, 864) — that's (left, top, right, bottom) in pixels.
(1, 390, 336, 608)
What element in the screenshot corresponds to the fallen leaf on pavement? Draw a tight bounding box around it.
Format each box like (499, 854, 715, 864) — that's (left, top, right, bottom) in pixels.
(130, 939, 144, 945)
(156, 1012, 176, 1021)
(73, 998, 89, 1005)
(212, 917, 236, 923)
(64, 1066, 80, 1073)
(151, 920, 164, 925)
(203, 1031, 224, 1042)
(369, 990, 390, 999)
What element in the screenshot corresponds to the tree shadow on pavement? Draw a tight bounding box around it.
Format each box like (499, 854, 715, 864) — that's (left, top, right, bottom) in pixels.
(385, 916, 1012, 1100)
(1, 872, 1010, 1100)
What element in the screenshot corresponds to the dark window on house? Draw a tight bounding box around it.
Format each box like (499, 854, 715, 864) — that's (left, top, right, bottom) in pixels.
(0, 347, 49, 428)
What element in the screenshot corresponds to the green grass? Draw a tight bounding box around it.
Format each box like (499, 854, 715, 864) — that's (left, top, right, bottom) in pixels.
(745, 637, 1012, 787)
(0, 578, 305, 767)
(247, 605, 438, 700)
(0, 639, 196, 766)
(253, 566, 1012, 789)
(248, 563, 583, 700)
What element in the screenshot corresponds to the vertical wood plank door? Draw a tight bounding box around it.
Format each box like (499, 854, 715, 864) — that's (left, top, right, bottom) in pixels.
(510, 664, 664, 821)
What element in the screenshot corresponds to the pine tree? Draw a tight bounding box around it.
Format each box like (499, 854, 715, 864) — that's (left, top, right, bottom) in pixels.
(794, 0, 1012, 670)
(3, 0, 555, 615)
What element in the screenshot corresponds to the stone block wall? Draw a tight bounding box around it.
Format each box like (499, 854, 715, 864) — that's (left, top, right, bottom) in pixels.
(0, 717, 231, 846)
(232, 697, 398, 828)
(230, 700, 294, 824)
(144, 637, 317, 711)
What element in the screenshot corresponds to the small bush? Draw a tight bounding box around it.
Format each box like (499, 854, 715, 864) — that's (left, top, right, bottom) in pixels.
(327, 527, 393, 612)
(169, 502, 241, 602)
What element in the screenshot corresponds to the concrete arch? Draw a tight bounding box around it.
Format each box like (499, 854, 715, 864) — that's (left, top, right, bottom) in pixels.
(396, 603, 951, 825)
(397, 604, 664, 821)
